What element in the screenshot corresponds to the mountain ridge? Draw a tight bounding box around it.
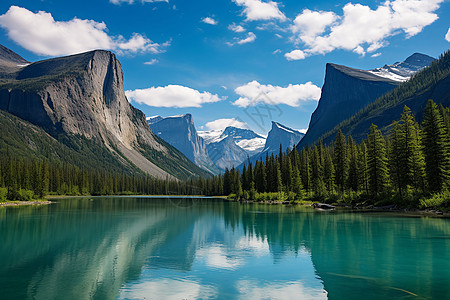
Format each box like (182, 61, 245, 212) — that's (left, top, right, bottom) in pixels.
(299, 53, 435, 148)
(0, 45, 209, 179)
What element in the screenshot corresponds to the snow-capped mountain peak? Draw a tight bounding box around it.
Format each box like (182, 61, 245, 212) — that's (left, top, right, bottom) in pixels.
(368, 53, 435, 82)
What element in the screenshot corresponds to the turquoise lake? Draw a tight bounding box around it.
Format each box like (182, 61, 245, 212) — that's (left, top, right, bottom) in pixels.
(0, 197, 449, 299)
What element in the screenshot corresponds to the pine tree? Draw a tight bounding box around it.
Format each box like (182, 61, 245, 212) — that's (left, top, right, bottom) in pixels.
(334, 130, 348, 193)
(299, 148, 311, 194)
(323, 150, 335, 194)
(359, 142, 370, 195)
(422, 100, 450, 192)
(367, 124, 389, 197)
(311, 145, 325, 196)
(347, 136, 359, 191)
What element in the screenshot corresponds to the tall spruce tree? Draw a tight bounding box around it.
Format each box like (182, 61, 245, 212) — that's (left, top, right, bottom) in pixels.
(422, 100, 450, 192)
(334, 130, 348, 193)
(367, 124, 389, 197)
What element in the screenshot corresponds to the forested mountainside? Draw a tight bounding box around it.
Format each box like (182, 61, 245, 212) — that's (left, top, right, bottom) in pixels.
(0, 45, 209, 180)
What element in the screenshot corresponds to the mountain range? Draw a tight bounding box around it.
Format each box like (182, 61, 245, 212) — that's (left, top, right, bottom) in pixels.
(148, 114, 220, 175)
(298, 53, 435, 148)
(0, 44, 209, 179)
(0, 42, 445, 180)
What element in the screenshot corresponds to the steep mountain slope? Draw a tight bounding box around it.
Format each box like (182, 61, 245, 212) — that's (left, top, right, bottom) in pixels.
(206, 136, 249, 171)
(197, 126, 266, 170)
(315, 51, 450, 145)
(198, 126, 265, 156)
(243, 122, 304, 167)
(148, 114, 220, 175)
(0, 45, 208, 179)
(299, 53, 434, 148)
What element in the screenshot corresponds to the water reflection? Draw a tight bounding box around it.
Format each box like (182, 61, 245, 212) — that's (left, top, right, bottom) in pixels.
(0, 198, 449, 300)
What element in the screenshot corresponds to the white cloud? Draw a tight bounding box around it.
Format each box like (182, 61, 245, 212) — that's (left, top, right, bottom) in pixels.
(110, 0, 168, 4)
(353, 45, 365, 56)
(291, 9, 337, 44)
(233, 0, 287, 21)
(0, 6, 167, 56)
(371, 52, 382, 58)
(227, 32, 257, 46)
(233, 80, 321, 107)
(205, 118, 249, 131)
(272, 49, 281, 54)
(144, 58, 158, 65)
(228, 23, 246, 32)
(291, 0, 443, 57)
(202, 17, 218, 25)
(236, 280, 327, 300)
(285, 49, 306, 60)
(119, 279, 217, 300)
(237, 32, 256, 44)
(126, 85, 224, 108)
(446, 28, 450, 42)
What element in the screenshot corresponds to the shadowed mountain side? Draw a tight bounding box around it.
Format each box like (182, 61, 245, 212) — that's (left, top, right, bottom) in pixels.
(314, 51, 450, 145)
(148, 114, 220, 175)
(299, 53, 435, 148)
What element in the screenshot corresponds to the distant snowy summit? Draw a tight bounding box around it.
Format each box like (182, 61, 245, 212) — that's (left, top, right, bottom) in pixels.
(368, 53, 435, 82)
(148, 114, 220, 175)
(198, 126, 266, 157)
(299, 52, 435, 148)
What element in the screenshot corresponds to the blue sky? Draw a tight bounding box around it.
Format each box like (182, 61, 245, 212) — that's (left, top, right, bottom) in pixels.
(0, 0, 449, 135)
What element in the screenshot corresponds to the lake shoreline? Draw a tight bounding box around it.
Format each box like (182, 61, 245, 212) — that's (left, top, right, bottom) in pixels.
(232, 199, 450, 218)
(0, 200, 53, 207)
(3, 195, 448, 218)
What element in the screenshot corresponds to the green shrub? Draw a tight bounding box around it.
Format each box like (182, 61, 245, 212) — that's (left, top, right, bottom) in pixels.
(419, 192, 450, 209)
(0, 187, 7, 201)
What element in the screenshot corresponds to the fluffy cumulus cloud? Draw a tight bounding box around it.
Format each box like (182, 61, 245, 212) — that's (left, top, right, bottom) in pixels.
(204, 118, 249, 131)
(233, 80, 321, 107)
(446, 28, 450, 42)
(289, 0, 444, 58)
(144, 58, 158, 65)
(237, 32, 256, 44)
(233, 0, 286, 21)
(227, 32, 256, 46)
(284, 49, 306, 60)
(110, 0, 168, 4)
(228, 23, 246, 32)
(202, 17, 218, 25)
(0, 6, 167, 56)
(125, 85, 224, 108)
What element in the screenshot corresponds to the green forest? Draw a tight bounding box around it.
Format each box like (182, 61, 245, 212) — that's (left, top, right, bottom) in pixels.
(1, 99, 450, 210)
(210, 99, 450, 209)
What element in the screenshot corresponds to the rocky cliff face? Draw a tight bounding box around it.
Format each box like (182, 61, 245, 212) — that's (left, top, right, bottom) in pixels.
(0, 46, 207, 179)
(243, 122, 304, 167)
(148, 114, 220, 175)
(298, 53, 435, 148)
(206, 136, 248, 171)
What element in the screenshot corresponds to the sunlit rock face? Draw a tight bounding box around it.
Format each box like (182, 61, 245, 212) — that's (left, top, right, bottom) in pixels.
(0, 45, 208, 179)
(148, 114, 220, 175)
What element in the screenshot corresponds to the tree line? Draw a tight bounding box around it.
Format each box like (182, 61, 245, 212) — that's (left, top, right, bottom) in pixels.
(1, 99, 449, 209)
(213, 99, 450, 208)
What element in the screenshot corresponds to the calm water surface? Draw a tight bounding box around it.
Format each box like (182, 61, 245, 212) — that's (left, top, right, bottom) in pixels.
(0, 197, 449, 299)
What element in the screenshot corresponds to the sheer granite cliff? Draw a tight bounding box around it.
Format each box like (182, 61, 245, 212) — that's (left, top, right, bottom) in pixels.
(148, 114, 220, 175)
(298, 63, 398, 148)
(0, 46, 208, 179)
(298, 53, 434, 148)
